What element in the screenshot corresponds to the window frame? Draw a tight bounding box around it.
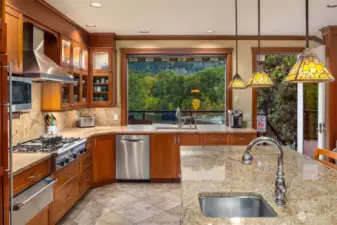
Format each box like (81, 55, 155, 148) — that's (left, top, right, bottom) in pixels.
(120, 48, 233, 126)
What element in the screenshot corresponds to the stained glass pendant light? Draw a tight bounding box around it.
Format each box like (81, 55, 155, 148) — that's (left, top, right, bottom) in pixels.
(228, 0, 246, 89)
(285, 0, 334, 83)
(246, 0, 273, 88)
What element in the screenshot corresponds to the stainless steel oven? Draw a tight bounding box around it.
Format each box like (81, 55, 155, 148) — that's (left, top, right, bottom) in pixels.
(10, 76, 32, 112)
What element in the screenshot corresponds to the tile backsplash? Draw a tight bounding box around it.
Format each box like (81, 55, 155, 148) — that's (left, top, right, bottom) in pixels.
(12, 83, 121, 145)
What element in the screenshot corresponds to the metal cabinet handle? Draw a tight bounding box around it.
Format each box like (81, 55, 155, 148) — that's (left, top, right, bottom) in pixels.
(177, 136, 180, 144)
(66, 195, 72, 200)
(174, 136, 176, 144)
(28, 173, 38, 180)
(121, 139, 144, 143)
(13, 178, 57, 211)
(212, 137, 220, 141)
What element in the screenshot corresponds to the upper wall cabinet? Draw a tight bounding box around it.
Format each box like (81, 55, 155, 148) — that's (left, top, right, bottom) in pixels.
(5, 6, 23, 73)
(92, 48, 112, 74)
(61, 37, 71, 68)
(72, 43, 81, 70)
(81, 49, 89, 71)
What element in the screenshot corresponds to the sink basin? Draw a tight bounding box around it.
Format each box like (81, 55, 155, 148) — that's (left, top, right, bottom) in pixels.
(156, 126, 198, 130)
(199, 193, 277, 218)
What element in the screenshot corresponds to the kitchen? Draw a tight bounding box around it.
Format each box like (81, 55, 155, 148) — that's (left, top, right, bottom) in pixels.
(1, 0, 337, 225)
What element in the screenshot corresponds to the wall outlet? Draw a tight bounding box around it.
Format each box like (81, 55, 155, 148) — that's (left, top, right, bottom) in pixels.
(113, 112, 119, 120)
(234, 96, 239, 103)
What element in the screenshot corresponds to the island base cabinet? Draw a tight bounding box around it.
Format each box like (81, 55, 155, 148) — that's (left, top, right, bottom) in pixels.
(92, 134, 116, 186)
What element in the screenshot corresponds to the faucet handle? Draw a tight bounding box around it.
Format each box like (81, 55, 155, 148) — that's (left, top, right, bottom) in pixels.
(242, 152, 253, 165)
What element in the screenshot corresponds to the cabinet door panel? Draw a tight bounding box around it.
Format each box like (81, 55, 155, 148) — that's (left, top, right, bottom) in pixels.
(5, 6, 22, 73)
(150, 134, 178, 180)
(179, 134, 202, 146)
(92, 135, 115, 184)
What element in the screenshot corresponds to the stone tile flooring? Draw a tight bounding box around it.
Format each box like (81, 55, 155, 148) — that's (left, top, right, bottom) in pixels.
(58, 183, 182, 225)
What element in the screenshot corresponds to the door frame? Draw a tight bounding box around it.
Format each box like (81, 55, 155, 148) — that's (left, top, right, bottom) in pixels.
(120, 48, 234, 126)
(251, 47, 304, 129)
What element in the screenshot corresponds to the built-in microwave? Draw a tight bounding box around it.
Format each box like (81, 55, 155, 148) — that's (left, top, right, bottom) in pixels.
(10, 76, 32, 112)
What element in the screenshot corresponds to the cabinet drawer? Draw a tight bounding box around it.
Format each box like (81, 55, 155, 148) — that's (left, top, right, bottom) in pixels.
(229, 134, 255, 145)
(53, 159, 80, 191)
(179, 135, 202, 146)
(80, 166, 92, 195)
(52, 175, 80, 224)
(13, 158, 51, 196)
(203, 134, 228, 145)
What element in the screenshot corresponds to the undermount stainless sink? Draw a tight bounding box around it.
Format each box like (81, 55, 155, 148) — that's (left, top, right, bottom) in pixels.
(199, 193, 277, 218)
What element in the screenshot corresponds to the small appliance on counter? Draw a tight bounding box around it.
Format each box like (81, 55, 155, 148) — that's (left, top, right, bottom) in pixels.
(228, 110, 243, 128)
(77, 115, 95, 128)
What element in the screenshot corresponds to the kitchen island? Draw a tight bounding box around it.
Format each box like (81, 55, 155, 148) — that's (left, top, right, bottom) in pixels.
(180, 145, 337, 224)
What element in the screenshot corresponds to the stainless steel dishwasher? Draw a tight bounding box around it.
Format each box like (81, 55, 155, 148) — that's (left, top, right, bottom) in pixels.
(116, 135, 150, 181)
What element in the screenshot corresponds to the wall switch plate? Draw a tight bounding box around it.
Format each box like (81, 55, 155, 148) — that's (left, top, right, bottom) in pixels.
(234, 96, 239, 103)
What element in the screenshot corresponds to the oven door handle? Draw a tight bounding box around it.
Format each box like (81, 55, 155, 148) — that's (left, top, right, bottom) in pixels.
(13, 178, 57, 211)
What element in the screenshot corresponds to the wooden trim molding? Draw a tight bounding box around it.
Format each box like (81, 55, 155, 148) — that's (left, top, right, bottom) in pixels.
(120, 48, 233, 126)
(116, 35, 323, 44)
(251, 47, 304, 129)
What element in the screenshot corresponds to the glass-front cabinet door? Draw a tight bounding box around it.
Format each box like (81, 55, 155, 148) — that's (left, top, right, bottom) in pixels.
(72, 45, 81, 69)
(62, 84, 71, 107)
(61, 38, 71, 67)
(81, 49, 89, 71)
(82, 73, 89, 104)
(92, 75, 111, 104)
(72, 71, 81, 105)
(93, 49, 111, 73)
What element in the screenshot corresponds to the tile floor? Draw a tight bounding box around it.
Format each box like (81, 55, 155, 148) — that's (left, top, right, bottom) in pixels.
(58, 183, 182, 225)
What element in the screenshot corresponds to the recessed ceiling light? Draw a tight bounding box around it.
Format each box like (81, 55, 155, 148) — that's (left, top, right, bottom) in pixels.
(140, 30, 149, 34)
(90, 2, 102, 8)
(205, 30, 215, 33)
(86, 24, 96, 27)
(327, 3, 337, 8)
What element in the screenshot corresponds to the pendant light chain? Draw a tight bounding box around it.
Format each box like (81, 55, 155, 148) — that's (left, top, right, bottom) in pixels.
(305, 0, 309, 48)
(235, 0, 238, 75)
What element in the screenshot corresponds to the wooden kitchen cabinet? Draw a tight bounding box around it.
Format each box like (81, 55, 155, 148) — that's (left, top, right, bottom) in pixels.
(60, 37, 71, 68)
(13, 158, 52, 196)
(41, 82, 72, 111)
(92, 134, 115, 186)
(179, 134, 202, 146)
(203, 134, 228, 145)
(91, 47, 114, 106)
(5, 5, 23, 73)
(228, 133, 256, 145)
(151, 134, 177, 181)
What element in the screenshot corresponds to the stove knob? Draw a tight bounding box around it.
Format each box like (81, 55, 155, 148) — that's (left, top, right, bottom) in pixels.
(80, 149, 85, 154)
(64, 158, 69, 164)
(72, 153, 77, 159)
(57, 161, 65, 167)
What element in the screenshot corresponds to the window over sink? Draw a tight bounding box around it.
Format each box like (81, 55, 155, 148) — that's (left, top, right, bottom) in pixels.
(127, 55, 226, 125)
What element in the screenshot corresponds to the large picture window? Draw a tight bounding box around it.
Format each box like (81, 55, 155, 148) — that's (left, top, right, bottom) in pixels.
(127, 55, 226, 125)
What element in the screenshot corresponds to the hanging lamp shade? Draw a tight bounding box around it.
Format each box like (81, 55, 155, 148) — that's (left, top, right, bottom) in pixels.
(285, 48, 335, 83)
(246, 71, 273, 88)
(229, 73, 246, 89)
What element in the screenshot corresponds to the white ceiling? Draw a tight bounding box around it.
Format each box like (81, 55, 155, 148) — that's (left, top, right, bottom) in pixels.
(45, 0, 337, 36)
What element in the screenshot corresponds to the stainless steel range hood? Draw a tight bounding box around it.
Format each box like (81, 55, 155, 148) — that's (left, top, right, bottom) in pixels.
(15, 23, 73, 82)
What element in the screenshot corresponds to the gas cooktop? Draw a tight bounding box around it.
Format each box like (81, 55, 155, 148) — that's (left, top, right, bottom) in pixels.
(12, 137, 81, 153)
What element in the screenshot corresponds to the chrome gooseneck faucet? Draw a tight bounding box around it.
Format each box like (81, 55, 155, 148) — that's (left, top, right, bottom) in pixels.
(242, 136, 287, 207)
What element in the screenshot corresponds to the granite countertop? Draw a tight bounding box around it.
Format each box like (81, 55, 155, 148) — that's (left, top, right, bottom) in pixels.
(60, 124, 256, 139)
(13, 152, 54, 176)
(180, 145, 337, 224)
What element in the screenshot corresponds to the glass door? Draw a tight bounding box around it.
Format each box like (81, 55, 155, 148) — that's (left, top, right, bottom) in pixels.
(62, 84, 71, 107)
(72, 71, 81, 105)
(61, 39, 71, 67)
(93, 75, 110, 103)
(82, 73, 89, 104)
(72, 45, 81, 70)
(93, 49, 111, 73)
(81, 49, 89, 71)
